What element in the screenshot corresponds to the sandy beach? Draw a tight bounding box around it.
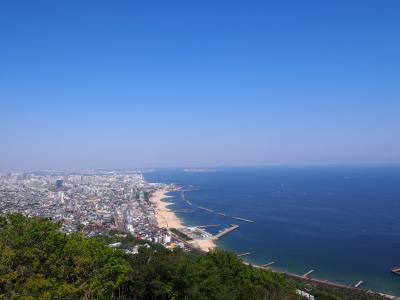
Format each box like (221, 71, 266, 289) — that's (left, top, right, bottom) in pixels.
(150, 189, 185, 229)
(150, 189, 217, 252)
(188, 238, 217, 252)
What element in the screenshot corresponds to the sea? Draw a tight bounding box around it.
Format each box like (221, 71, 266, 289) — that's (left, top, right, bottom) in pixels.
(144, 165, 400, 295)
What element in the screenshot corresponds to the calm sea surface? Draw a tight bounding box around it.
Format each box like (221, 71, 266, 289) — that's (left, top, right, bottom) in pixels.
(144, 166, 400, 295)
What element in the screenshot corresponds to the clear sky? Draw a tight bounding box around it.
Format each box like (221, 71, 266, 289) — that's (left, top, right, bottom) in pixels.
(1, 0, 399, 170)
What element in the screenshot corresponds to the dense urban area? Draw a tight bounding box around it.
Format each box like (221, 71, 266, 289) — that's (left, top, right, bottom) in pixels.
(0, 171, 186, 252)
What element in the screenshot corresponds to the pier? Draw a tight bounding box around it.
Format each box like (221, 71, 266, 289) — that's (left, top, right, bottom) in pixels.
(213, 224, 239, 239)
(302, 269, 314, 278)
(237, 252, 251, 257)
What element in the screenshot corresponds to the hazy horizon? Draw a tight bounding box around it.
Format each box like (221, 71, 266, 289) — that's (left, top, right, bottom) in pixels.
(2, 163, 400, 174)
(1, 0, 400, 170)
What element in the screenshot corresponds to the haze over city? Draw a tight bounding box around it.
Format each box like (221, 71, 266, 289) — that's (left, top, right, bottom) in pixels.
(1, 0, 399, 170)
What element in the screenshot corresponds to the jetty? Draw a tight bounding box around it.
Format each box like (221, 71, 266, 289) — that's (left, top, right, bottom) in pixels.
(197, 224, 220, 228)
(262, 261, 275, 268)
(391, 267, 400, 275)
(237, 252, 251, 257)
(232, 217, 255, 223)
(213, 224, 239, 239)
(302, 269, 314, 278)
(180, 191, 192, 205)
(354, 281, 364, 288)
(198, 206, 214, 213)
(182, 187, 200, 192)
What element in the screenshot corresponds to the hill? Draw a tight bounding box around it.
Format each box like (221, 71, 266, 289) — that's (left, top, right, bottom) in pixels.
(0, 214, 383, 299)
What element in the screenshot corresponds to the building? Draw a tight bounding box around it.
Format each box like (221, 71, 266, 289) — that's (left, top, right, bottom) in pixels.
(56, 179, 64, 189)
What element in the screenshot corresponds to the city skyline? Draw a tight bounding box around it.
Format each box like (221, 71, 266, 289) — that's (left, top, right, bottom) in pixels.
(1, 0, 400, 170)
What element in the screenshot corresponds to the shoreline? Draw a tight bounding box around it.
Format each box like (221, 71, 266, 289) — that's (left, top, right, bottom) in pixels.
(188, 237, 217, 252)
(150, 189, 185, 229)
(150, 189, 217, 252)
(149, 190, 396, 297)
(243, 261, 396, 299)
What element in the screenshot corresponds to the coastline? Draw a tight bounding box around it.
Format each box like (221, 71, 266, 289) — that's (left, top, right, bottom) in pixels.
(188, 237, 217, 252)
(150, 189, 217, 252)
(150, 189, 184, 229)
(248, 262, 397, 299)
(148, 190, 395, 298)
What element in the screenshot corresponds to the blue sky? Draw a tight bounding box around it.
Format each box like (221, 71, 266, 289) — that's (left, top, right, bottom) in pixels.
(1, 0, 399, 170)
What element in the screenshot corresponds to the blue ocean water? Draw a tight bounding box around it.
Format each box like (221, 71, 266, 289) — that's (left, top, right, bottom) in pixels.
(144, 166, 400, 295)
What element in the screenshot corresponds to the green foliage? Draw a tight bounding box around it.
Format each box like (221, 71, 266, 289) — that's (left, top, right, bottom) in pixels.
(170, 228, 192, 241)
(0, 214, 380, 300)
(310, 286, 382, 300)
(0, 214, 129, 299)
(124, 244, 300, 300)
(94, 232, 159, 251)
(291, 277, 384, 300)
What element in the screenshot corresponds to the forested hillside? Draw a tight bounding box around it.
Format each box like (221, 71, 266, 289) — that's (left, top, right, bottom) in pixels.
(0, 214, 299, 299)
(0, 214, 383, 300)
